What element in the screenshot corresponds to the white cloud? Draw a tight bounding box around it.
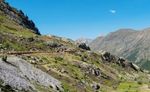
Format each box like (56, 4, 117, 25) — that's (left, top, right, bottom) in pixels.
(109, 9, 116, 14)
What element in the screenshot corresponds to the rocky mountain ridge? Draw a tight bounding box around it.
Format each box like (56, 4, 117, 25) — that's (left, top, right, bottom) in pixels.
(0, 0, 40, 34)
(90, 28, 150, 70)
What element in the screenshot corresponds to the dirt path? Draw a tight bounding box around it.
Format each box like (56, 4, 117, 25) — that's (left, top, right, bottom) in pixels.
(0, 51, 52, 55)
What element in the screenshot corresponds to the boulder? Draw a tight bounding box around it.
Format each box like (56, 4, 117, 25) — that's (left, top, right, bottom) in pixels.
(118, 57, 125, 62)
(78, 43, 91, 50)
(101, 51, 114, 62)
(92, 83, 100, 90)
(117, 57, 126, 66)
(88, 67, 101, 76)
(93, 68, 101, 76)
(131, 63, 140, 71)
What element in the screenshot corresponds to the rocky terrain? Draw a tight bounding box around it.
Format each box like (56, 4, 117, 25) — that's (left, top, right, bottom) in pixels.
(0, 0, 150, 92)
(76, 38, 92, 45)
(90, 28, 150, 70)
(0, 0, 40, 34)
(0, 56, 63, 92)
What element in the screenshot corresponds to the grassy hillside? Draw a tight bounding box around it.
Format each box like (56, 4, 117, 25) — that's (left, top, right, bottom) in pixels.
(0, 23, 149, 91)
(0, 1, 150, 92)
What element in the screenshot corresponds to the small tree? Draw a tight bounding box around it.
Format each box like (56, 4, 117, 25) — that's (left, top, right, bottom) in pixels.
(2, 55, 7, 62)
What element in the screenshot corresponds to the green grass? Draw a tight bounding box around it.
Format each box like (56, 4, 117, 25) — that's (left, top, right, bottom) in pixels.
(34, 83, 54, 92)
(0, 24, 36, 38)
(117, 82, 140, 92)
(0, 12, 36, 38)
(1, 40, 26, 51)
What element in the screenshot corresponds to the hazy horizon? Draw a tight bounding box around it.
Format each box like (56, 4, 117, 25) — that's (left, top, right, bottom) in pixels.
(6, 0, 150, 40)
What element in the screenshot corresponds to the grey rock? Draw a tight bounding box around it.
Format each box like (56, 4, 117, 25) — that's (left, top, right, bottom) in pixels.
(101, 51, 115, 62)
(78, 43, 91, 50)
(92, 83, 100, 91)
(0, 56, 63, 92)
(131, 63, 140, 71)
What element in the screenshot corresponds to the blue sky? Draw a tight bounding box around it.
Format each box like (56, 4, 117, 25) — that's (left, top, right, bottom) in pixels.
(6, 0, 150, 40)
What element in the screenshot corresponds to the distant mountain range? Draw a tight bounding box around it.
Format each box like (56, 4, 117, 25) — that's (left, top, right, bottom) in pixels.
(90, 28, 150, 70)
(76, 38, 93, 45)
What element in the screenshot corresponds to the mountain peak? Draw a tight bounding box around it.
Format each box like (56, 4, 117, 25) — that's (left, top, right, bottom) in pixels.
(115, 28, 136, 33)
(76, 38, 92, 45)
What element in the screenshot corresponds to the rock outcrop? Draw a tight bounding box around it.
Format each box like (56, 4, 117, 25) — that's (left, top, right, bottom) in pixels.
(100, 51, 141, 71)
(0, 56, 63, 92)
(0, 1, 40, 35)
(78, 43, 91, 50)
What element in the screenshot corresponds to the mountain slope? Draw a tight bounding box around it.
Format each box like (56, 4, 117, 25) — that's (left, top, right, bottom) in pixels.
(0, 0, 40, 35)
(0, 1, 150, 92)
(90, 28, 150, 70)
